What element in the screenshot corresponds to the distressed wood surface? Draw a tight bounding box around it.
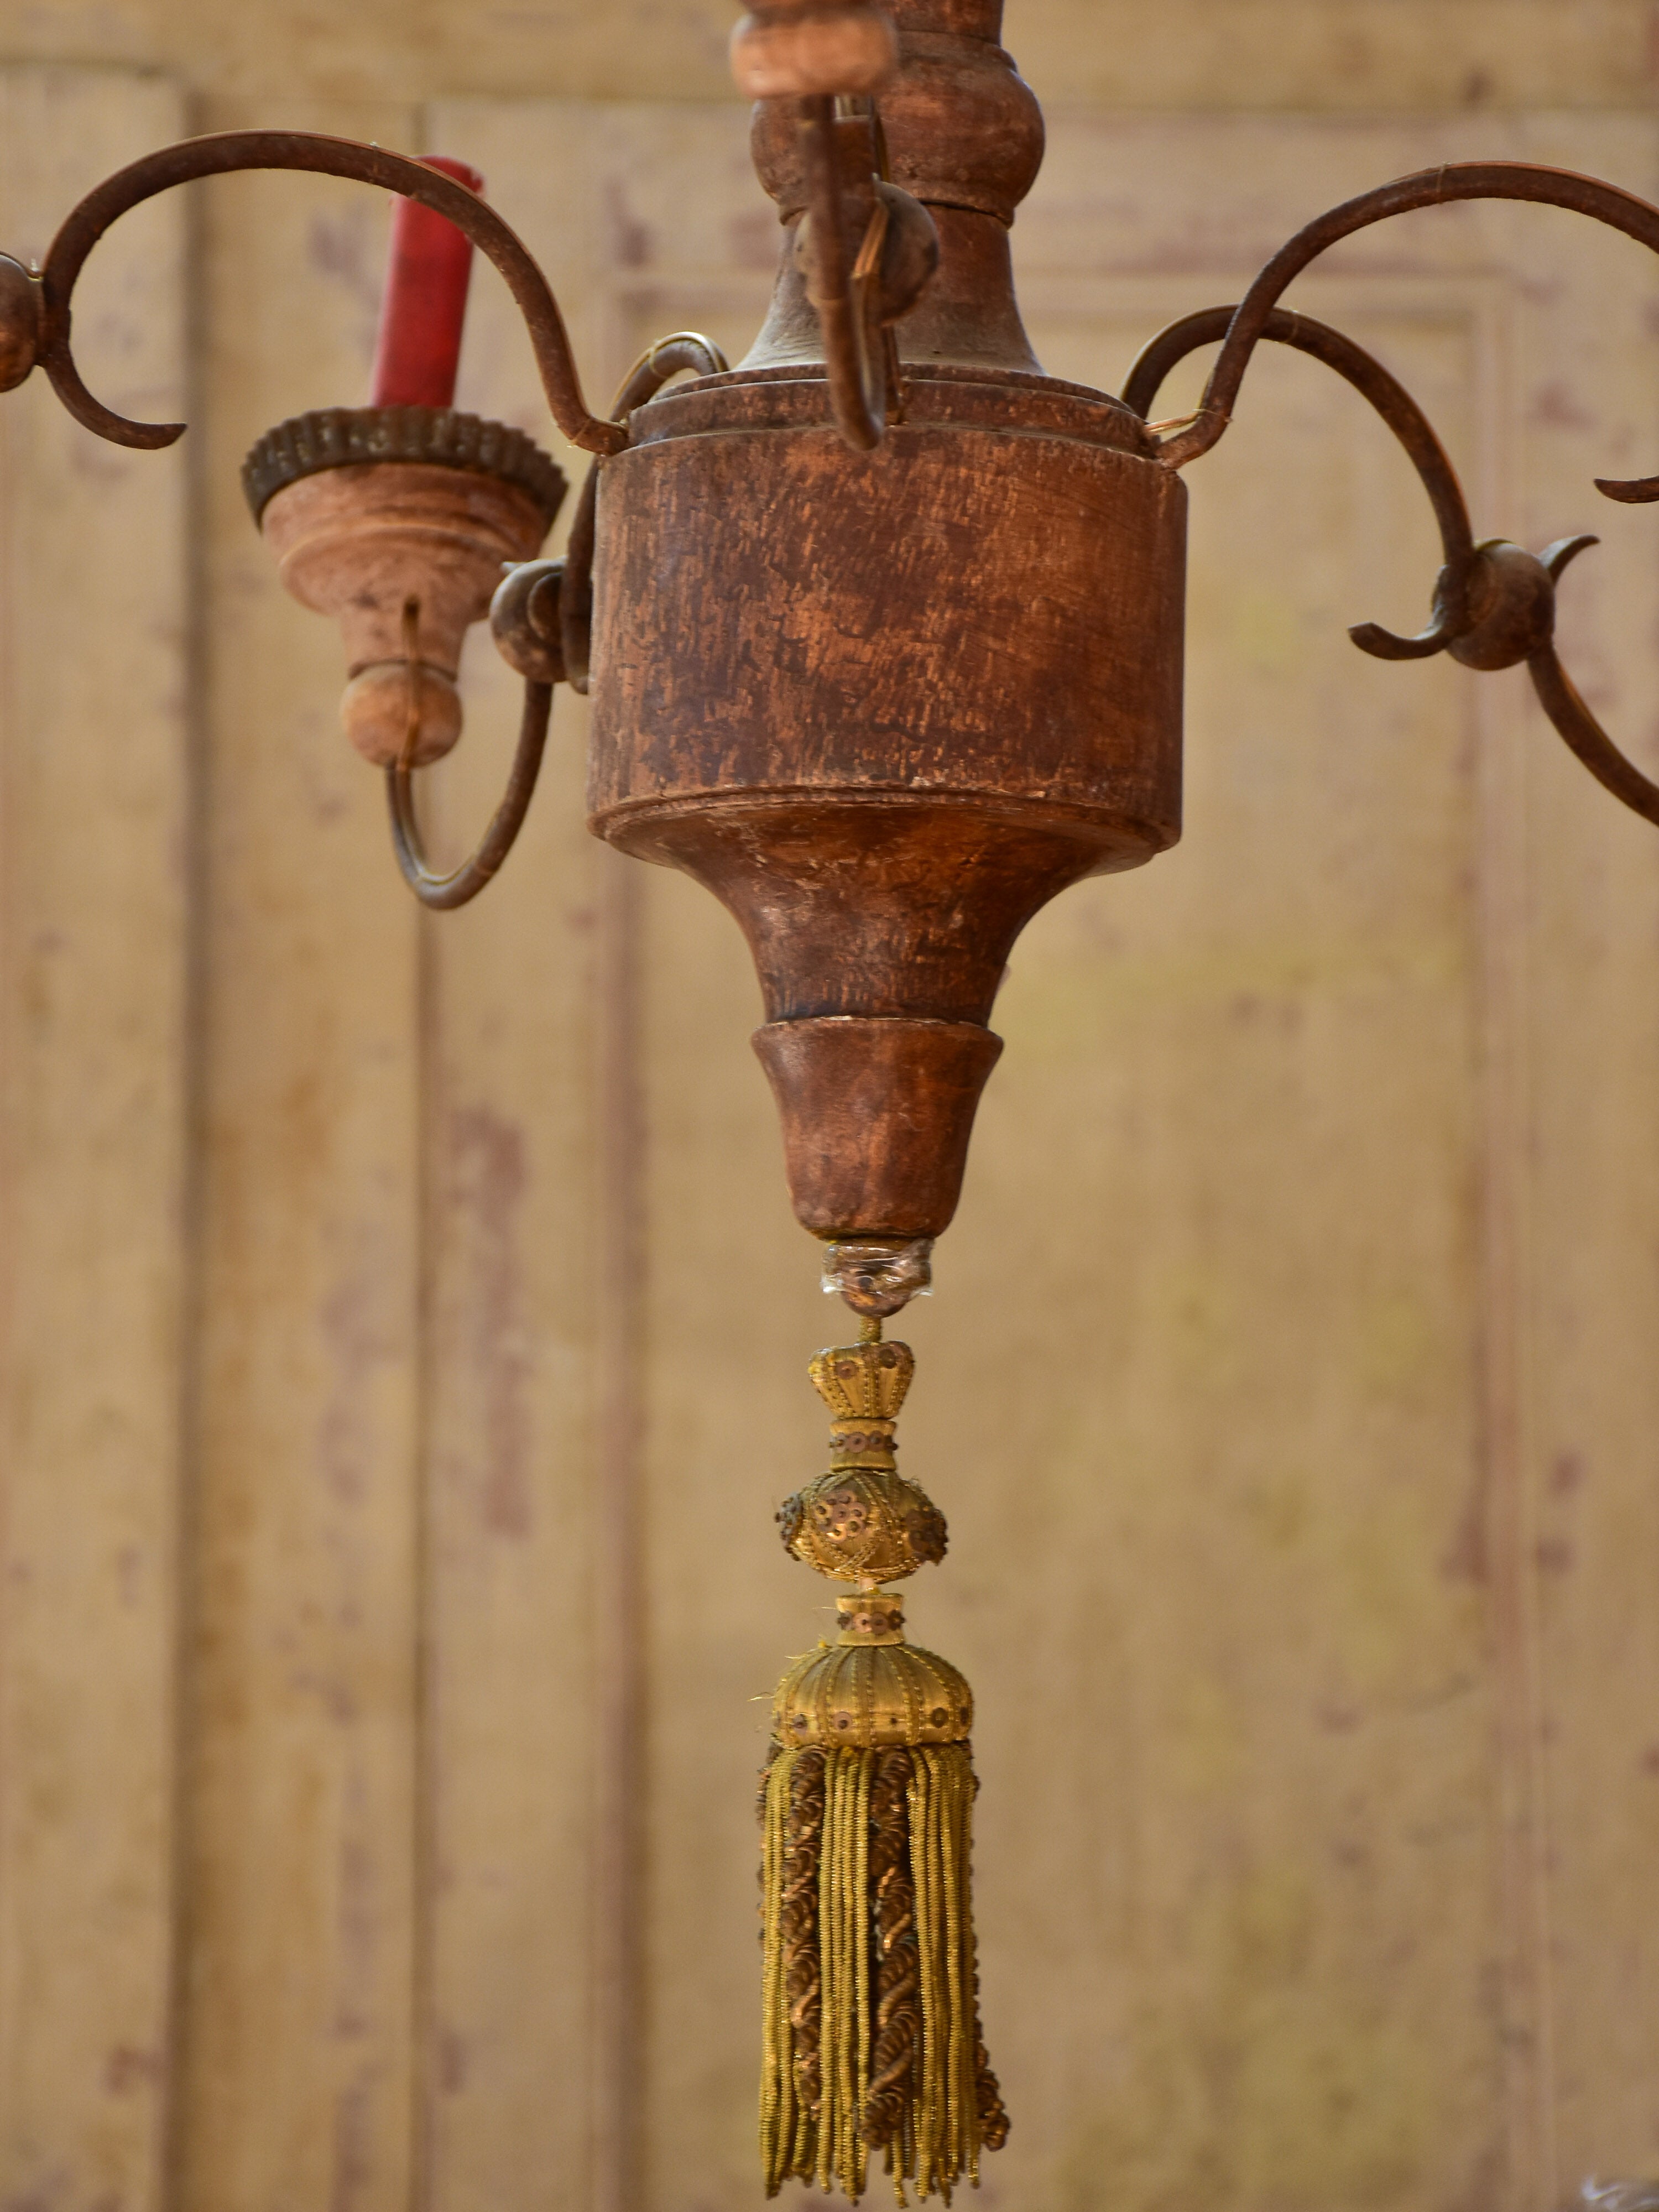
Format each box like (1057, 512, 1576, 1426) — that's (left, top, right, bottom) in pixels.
(588, 336, 1187, 1237)
(0, 67, 189, 2212)
(180, 96, 425, 2212)
(414, 100, 614, 2212)
(6, 71, 1659, 2212)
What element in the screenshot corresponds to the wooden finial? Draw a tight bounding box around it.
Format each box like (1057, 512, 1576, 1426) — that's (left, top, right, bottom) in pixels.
(731, 3, 899, 98)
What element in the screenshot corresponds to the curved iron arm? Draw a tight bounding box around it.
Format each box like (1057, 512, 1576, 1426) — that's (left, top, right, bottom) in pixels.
(1157, 160, 1659, 499)
(1527, 537, 1659, 827)
(560, 331, 731, 695)
(1131, 301, 1659, 831)
(1123, 303, 1477, 657)
(387, 677, 554, 910)
(38, 129, 625, 456)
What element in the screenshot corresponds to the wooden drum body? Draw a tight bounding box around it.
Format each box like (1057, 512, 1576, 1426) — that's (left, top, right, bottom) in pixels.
(587, 363, 1186, 1239)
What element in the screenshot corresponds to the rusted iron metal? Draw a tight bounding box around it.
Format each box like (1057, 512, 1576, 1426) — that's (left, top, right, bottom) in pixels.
(19, 97, 933, 481)
(1124, 302, 1476, 656)
(797, 95, 889, 451)
(792, 96, 941, 451)
(35, 129, 625, 456)
(387, 675, 556, 910)
(731, 4, 936, 451)
(1131, 295, 1659, 830)
(1527, 539, 1659, 827)
(491, 559, 566, 687)
(1156, 160, 1659, 490)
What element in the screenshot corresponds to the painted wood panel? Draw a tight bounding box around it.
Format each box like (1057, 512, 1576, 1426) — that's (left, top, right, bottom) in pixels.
(0, 65, 189, 2212)
(180, 96, 426, 2212)
(415, 103, 615, 2212)
(429, 98, 779, 2212)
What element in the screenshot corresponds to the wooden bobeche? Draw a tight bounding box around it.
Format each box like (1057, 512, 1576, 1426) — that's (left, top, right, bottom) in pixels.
(245, 406, 565, 766)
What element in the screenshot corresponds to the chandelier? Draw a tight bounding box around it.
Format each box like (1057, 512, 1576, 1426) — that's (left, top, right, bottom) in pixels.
(4, 2, 1658, 2200)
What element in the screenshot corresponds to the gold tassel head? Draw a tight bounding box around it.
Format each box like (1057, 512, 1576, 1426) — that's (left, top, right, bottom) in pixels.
(773, 1593, 972, 1750)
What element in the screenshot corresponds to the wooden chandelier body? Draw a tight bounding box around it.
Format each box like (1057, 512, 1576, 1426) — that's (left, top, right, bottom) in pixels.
(9, 3, 1659, 2199)
(8, 0, 1659, 1261)
(591, 281, 1184, 1244)
(587, 2, 1185, 1243)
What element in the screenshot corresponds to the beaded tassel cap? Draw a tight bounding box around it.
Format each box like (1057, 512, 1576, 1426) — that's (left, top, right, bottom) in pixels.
(759, 1333, 1008, 2203)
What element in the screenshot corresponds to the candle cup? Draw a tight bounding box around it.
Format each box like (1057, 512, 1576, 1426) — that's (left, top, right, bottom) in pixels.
(244, 405, 566, 766)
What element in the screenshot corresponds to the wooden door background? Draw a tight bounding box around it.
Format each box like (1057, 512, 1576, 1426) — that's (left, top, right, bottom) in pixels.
(4, 68, 1659, 2212)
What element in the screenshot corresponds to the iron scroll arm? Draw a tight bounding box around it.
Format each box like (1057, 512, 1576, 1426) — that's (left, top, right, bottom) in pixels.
(1154, 159, 1659, 493)
(1124, 304, 1478, 658)
(26, 118, 735, 909)
(792, 100, 938, 453)
(37, 141, 726, 910)
(29, 117, 931, 461)
(35, 128, 626, 457)
(1129, 289, 1659, 830)
(798, 96, 890, 453)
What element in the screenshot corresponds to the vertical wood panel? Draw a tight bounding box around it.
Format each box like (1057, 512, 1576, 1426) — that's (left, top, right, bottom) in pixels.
(1500, 114, 1659, 2193)
(979, 280, 1500, 2209)
(414, 100, 613, 2212)
(181, 96, 424, 2212)
(0, 67, 189, 2212)
(418, 104, 778, 2212)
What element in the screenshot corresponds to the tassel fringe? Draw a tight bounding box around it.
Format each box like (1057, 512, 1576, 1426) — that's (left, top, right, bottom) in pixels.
(760, 1742, 1003, 2203)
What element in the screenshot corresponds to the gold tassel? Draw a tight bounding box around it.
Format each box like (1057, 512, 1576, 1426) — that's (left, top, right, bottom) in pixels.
(759, 1331, 1007, 2204)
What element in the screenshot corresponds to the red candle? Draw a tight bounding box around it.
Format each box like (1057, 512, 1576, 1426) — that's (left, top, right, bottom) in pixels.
(369, 155, 485, 410)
